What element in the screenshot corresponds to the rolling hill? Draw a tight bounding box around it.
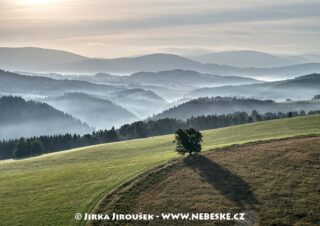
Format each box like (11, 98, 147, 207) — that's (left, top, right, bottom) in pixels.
(0, 47, 87, 71)
(191, 50, 315, 67)
(0, 115, 320, 225)
(28, 70, 259, 101)
(2, 47, 320, 78)
(0, 96, 92, 140)
(39, 53, 202, 74)
(35, 54, 320, 78)
(127, 69, 259, 89)
(91, 69, 259, 88)
(43, 93, 138, 129)
(94, 136, 320, 225)
(189, 73, 320, 100)
(0, 69, 123, 97)
(154, 96, 320, 120)
(110, 88, 168, 118)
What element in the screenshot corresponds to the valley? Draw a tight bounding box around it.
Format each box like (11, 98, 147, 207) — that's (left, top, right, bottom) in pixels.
(1, 47, 320, 226)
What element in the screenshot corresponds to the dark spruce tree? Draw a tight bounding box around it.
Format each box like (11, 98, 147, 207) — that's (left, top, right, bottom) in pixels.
(30, 140, 43, 156)
(13, 138, 28, 158)
(175, 128, 203, 156)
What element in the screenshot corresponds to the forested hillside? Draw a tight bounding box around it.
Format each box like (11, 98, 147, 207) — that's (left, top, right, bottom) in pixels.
(0, 69, 123, 97)
(189, 73, 320, 100)
(0, 96, 91, 140)
(155, 96, 320, 120)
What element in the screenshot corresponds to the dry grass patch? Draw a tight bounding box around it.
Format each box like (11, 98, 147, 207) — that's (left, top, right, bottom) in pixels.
(93, 136, 320, 226)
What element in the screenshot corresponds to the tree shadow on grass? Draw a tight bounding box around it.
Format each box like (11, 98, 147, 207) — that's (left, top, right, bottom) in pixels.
(183, 155, 258, 209)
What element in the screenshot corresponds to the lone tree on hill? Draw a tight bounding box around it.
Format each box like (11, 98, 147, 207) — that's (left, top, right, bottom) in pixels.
(175, 128, 203, 156)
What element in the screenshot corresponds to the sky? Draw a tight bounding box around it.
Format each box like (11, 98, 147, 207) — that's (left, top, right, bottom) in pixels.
(0, 0, 319, 58)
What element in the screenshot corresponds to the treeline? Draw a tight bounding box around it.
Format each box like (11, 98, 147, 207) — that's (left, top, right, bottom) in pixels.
(118, 110, 316, 139)
(0, 128, 119, 159)
(1, 110, 319, 160)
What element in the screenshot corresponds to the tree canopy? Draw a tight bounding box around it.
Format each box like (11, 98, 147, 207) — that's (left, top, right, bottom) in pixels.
(175, 128, 203, 155)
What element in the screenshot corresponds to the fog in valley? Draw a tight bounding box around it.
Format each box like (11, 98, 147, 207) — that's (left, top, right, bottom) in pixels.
(42, 93, 138, 130)
(0, 120, 91, 141)
(0, 48, 320, 141)
(0, 96, 92, 140)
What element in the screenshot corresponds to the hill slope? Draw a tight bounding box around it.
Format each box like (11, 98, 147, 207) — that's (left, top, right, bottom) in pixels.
(94, 136, 320, 225)
(0, 115, 320, 225)
(0, 96, 91, 140)
(40, 53, 203, 74)
(42, 70, 259, 101)
(43, 93, 138, 129)
(1, 47, 320, 77)
(191, 50, 314, 67)
(154, 96, 320, 120)
(189, 73, 320, 100)
(0, 69, 123, 97)
(0, 47, 87, 71)
(38, 54, 320, 77)
(128, 69, 259, 89)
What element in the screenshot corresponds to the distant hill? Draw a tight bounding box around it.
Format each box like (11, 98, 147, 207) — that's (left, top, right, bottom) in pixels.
(154, 96, 320, 120)
(191, 50, 315, 67)
(35, 55, 320, 78)
(64, 71, 184, 101)
(37, 70, 258, 101)
(0, 47, 87, 71)
(0, 96, 91, 140)
(39, 53, 320, 78)
(127, 69, 259, 89)
(0, 69, 123, 97)
(110, 88, 168, 118)
(40, 53, 202, 74)
(43, 93, 138, 129)
(189, 73, 320, 100)
(1, 47, 320, 78)
(300, 54, 320, 62)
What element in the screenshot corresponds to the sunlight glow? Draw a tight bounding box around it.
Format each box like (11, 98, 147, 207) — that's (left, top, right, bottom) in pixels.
(19, 0, 58, 5)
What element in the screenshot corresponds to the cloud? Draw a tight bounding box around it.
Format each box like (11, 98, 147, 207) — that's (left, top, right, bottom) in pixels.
(3, 2, 320, 37)
(111, 2, 319, 29)
(0, 0, 319, 56)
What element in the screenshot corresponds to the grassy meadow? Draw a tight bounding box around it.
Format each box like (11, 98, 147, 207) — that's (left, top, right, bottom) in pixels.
(0, 115, 320, 225)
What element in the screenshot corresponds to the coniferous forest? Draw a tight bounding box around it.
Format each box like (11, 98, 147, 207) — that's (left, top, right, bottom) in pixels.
(1, 109, 319, 160)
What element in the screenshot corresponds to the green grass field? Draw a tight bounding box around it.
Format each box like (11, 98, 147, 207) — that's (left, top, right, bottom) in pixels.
(0, 115, 320, 226)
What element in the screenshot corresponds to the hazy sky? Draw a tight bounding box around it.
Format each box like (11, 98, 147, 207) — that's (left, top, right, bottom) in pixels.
(0, 0, 319, 57)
